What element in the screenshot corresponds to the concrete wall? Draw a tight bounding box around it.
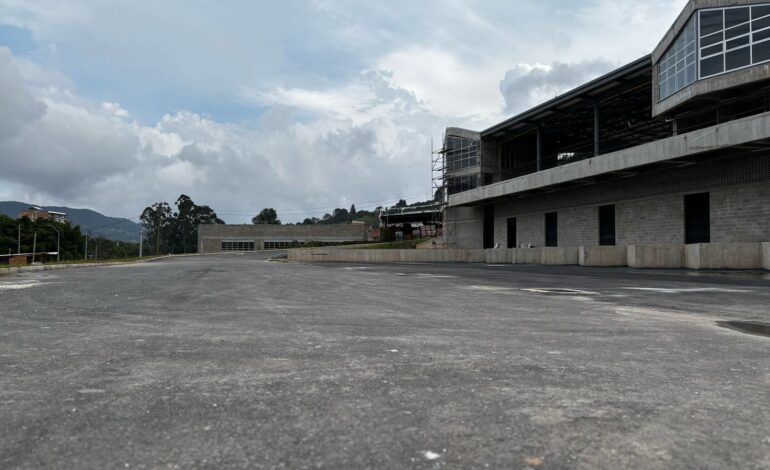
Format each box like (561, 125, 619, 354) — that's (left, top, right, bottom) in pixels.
(198, 224, 369, 253)
(445, 206, 483, 249)
(628, 245, 685, 268)
(288, 248, 485, 264)
(685, 242, 764, 269)
(289, 242, 768, 270)
(579, 246, 628, 267)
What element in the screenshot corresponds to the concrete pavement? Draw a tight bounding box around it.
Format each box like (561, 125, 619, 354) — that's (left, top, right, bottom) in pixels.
(1, 254, 768, 469)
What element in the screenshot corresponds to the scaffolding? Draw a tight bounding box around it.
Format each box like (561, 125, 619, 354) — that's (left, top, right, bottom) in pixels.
(431, 135, 453, 247)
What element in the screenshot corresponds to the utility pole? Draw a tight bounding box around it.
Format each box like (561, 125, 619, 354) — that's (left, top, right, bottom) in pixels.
(139, 225, 143, 258)
(94, 236, 98, 261)
(32, 232, 37, 264)
(17, 225, 20, 254)
(84, 234, 88, 261)
(49, 225, 61, 263)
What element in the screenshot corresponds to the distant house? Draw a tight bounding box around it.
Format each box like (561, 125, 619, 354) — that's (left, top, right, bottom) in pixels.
(18, 207, 68, 223)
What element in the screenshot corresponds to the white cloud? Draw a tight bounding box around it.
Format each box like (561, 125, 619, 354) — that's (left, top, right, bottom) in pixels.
(0, 0, 690, 223)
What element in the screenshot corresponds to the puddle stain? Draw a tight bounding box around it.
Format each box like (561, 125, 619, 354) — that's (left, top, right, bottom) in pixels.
(716, 321, 770, 338)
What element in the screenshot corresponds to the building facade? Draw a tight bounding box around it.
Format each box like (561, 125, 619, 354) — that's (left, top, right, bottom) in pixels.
(442, 0, 770, 258)
(197, 224, 370, 253)
(18, 207, 68, 223)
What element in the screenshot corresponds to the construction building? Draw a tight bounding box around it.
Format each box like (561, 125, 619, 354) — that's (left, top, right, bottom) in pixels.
(436, 0, 770, 268)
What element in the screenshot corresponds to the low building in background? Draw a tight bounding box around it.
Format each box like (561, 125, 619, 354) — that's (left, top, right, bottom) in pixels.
(17, 207, 68, 223)
(197, 224, 371, 253)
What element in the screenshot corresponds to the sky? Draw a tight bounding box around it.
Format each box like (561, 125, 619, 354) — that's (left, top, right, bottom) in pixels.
(0, 0, 686, 224)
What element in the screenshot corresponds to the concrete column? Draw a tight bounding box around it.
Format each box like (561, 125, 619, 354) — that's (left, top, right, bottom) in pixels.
(536, 125, 542, 172)
(672, 118, 678, 136)
(594, 102, 601, 157)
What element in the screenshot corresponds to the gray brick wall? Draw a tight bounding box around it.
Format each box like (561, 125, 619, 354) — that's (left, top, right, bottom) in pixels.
(711, 183, 770, 242)
(616, 195, 684, 245)
(558, 206, 599, 246)
(516, 213, 545, 247)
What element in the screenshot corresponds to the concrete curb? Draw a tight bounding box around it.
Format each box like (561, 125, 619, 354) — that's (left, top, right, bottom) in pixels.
(0, 256, 172, 277)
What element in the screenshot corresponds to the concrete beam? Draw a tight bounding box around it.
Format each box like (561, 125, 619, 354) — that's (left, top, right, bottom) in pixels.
(449, 111, 770, 208)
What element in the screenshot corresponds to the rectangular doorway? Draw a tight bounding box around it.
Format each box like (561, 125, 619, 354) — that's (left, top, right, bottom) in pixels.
(685, 192, 710, 244)
(545, 212, 558, 247)
(599, 205, 616, 246)
(506, 217, 517, 248)
(483, 205, 495, 249)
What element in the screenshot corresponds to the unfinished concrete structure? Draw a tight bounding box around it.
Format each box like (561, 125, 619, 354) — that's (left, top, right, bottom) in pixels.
(198, 224, 369, 253)
(439, 0, 770, 269)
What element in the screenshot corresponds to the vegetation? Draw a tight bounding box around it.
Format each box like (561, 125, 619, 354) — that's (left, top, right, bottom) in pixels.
(252, 208, 280, 225)
(140, 195, 224, 255)
(0, 213, 141, 261)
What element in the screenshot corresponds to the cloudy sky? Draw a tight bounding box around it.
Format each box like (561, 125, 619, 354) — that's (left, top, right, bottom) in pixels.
(0, 0, 685, 223)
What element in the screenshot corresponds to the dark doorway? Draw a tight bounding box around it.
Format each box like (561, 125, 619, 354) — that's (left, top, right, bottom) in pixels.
(685, 192, 710, 244)
(599, 205, 616, 246)
(545, 212, 558, 247)
(483, 205, 495, 249)
(506, 217, 517, 248)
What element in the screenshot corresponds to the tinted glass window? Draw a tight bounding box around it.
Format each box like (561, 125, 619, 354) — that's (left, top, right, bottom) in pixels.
(726, 47, 751, 69)
(725, 7, 750, 28)
(701, 55, 724, 76)
(701, 10, 723, 36)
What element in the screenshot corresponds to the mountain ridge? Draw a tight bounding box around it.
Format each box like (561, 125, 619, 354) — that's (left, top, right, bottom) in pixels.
(0, 201, 140, 242)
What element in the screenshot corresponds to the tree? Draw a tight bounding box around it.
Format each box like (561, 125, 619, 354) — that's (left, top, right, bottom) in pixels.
(141, 202, 172, 255)
(252, 208, 280, 225)
(168, 195, 224, 254)
(302, 217, 319, 225)
(395, 199, 407, 208)
(349, 204, 357, 218)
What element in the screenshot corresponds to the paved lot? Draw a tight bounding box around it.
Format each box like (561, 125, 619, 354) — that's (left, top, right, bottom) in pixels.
(1, 254, 769, 469)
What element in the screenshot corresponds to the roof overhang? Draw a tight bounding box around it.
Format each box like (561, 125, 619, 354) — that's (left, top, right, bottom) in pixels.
(481, 56, 651, 142)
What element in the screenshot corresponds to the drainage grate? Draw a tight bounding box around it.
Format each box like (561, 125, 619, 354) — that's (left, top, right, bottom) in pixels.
(716, 321, 770, 338)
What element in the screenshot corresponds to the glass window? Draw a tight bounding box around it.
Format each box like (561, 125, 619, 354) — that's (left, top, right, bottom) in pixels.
(702, 44, 723, 57)
(726, 36, 750, 50)
(444, 136, 479, 173)
(754, 28, 770, 42)
(726, 47, 751, 69)
(701, 10, 723, 36)
(754, 40, 770, 62)
(725, 7, 750, 28)
(701, 55, 724, 76)
(658, 16, 696, 99)
(754, 5, 770, 19)
(698, 4, 770, 78)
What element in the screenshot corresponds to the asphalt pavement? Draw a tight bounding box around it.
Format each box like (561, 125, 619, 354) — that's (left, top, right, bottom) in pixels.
(1, 253, 768, 469)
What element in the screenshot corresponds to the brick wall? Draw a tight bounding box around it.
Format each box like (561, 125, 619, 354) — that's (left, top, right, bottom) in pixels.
(711, 183, 770, 242)
(616, 195, 683, 245)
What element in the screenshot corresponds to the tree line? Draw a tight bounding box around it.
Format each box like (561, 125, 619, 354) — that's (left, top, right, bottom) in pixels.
(140, 195, 224, 255)
(0, 214, 139, 261)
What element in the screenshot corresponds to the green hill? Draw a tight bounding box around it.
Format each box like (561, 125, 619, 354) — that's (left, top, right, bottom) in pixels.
(0, 201, 140, 242)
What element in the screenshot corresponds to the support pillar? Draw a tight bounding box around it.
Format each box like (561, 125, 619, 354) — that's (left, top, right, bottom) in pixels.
(594, 102, 601, 157)
(536, 125, 542, 172)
